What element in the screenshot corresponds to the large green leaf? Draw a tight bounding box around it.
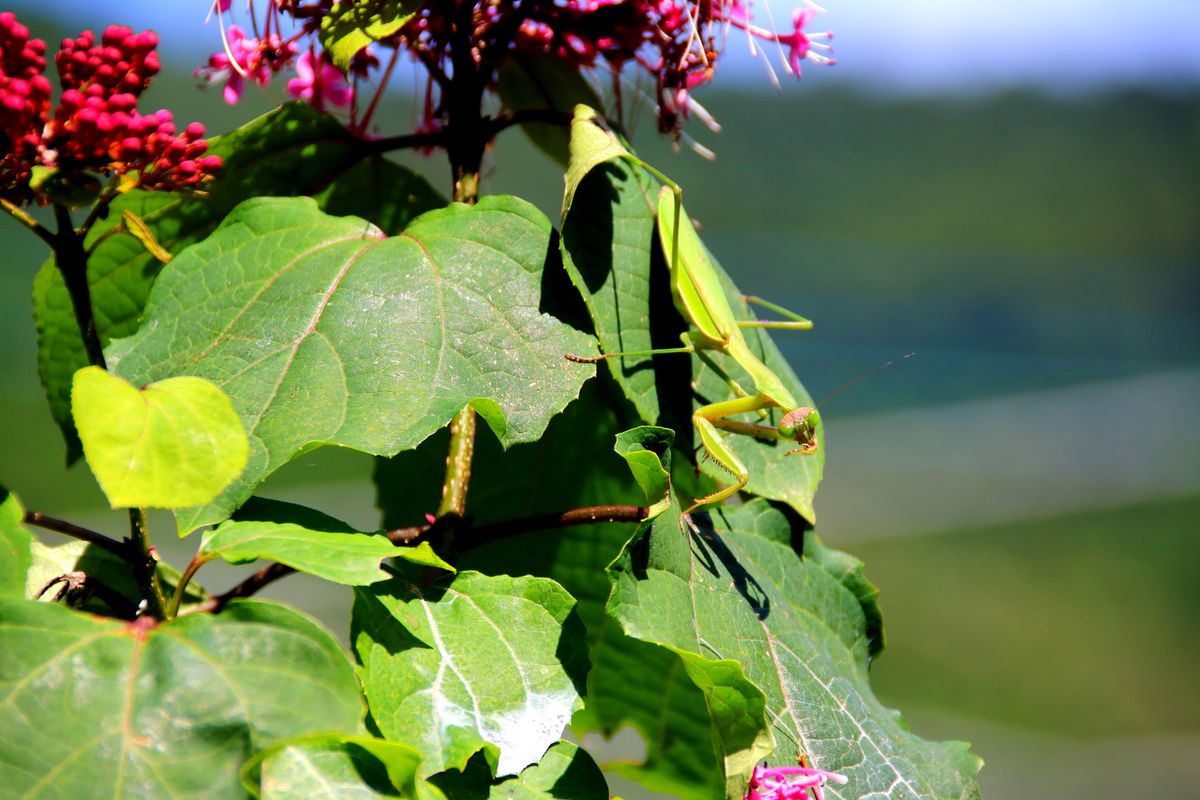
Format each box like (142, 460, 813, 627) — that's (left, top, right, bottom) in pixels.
(107, 195, 594, 533)
(71, 366, 249, 509)
(353, 571, 590, 778)
(34, 103, 444, 462)
(560, 115, 823, 521)
(0, 490, 32, 598)
(249, 734, 430, 800)
(319, 1, 420, 70)
(202, 497, 451, 584)
(0, 598, 364, 798)
(607, 494, 983, 798)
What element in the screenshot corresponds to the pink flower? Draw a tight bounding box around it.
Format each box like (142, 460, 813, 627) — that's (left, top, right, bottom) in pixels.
(779, 8, 835, 76)
(287, 50, 353, 111)
(744, 762, 848, 800)
(194, 25, 293, 105)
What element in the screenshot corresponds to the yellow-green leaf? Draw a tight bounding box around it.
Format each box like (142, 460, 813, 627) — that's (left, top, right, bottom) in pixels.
(71, 366, 249, 509)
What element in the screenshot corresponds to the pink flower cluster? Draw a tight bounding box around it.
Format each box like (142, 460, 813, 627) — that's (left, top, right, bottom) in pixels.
(196, 5, 354, 112)
(0, 12, 51, 199)
(202, 0, 831, 141)
(0, 14, 220, 204)
(744, 762, 848, 800)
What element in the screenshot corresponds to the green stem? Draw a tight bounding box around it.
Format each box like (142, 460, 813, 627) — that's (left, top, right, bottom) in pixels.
(127, 509, 167, 619)
(167, 551, 209, 620)
(437, 406, 477, 518)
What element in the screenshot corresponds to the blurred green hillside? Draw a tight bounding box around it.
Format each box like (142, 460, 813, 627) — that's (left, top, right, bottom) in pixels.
(0, 11, 1197, 797)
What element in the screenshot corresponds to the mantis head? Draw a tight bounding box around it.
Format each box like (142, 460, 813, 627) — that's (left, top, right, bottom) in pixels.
(778, 407, 820, 456)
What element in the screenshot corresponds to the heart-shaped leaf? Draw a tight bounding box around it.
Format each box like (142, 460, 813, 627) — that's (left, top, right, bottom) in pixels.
(34, 103, 444, 463)
(0, 598, 364, 798)
(71, 366, 249, 509)
(202, 497, 452, 584)
(107, 195, 594, 533)
(353, 571, 590, 778)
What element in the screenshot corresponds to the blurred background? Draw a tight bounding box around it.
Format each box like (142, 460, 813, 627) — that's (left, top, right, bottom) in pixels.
(2, 1, 1197, 797)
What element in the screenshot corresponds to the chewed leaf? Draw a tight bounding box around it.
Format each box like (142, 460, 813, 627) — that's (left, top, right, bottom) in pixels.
(71, 366, 248, 509)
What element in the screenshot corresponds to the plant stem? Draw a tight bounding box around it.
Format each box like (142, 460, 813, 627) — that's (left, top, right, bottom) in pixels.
(51, 203, 107, 369)
(457, 505, 647, 551)
(127, 508, 167, 619)
(23, 511, 128, 557)
(437, 408, 477, 518)
(167, 550, 210, 619)
(194, 561, 296, 615)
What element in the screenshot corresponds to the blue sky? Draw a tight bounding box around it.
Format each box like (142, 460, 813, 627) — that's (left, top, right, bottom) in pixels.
(11, 0, 1200, 93)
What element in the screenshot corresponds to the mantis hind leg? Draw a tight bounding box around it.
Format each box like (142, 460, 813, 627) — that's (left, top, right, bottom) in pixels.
(738, 295, 814, 331)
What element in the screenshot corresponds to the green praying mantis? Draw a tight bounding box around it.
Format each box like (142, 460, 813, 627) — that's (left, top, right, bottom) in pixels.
(564, 105, 820, 519)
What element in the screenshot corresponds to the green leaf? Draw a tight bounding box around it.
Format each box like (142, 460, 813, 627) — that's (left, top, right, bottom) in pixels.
(560, 128, 823, 522)
(0, 490, 32, 598)
(249, 734, 428, 800)
(203, 497, 451, 584)
(497, 55, 603, 165)
(353, 571, 590, 778)
(429, 741, 606, 800)
(490, 741, 606, 799)
(320, 0, 420, 70)
(71, 365, 249, 509)
(34, 103, 444, 462)
(562, 105, 634, 221)
(608, 496, 983, 799)
(560, 157, 665, 424)
(107, 195, 593, 534)
(377, 374, 725, 799)
(314, 156, 447, 237)
(805, 536, 885, 662)
(0, 598, 364, 798)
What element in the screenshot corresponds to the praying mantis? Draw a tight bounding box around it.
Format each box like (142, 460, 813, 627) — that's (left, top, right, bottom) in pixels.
(564, 105, 819, 518)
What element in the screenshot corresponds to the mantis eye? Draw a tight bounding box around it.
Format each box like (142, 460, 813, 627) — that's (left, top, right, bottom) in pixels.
(778, 407, 818, 441)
